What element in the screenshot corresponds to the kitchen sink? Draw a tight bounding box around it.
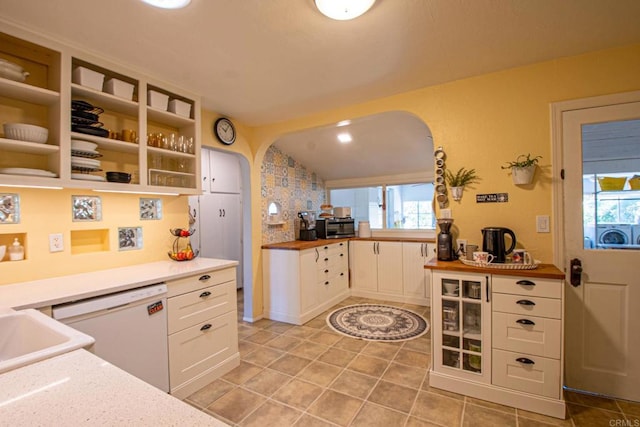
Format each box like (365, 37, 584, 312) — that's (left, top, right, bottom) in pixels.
(0, 307, 95, 374)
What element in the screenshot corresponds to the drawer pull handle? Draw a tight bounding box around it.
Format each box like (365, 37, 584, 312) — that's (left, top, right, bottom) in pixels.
(516, 280, 536, 287)
(516, 318, 535, 326)
(324, 269, 329, 273)
(324, 246, 329, 249)
(324, 258, 329, 261)
(200, 323, 212, 331)
(516, 299, 536, 306)
(199, 275, 211, 281)
(340, 243, 344, 246)
(516, 357, 535, 365)
(325, 281, 329, 285)
(199, 291, 211, 298)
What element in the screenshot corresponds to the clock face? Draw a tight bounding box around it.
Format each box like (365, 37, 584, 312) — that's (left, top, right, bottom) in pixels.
(214, 118, 236, 145)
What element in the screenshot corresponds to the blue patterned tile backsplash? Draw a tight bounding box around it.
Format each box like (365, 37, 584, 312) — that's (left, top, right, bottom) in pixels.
(262, 145, 325, 244)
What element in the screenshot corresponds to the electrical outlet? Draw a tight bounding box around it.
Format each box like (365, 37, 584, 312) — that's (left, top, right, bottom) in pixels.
(440, 209, 452, 219)
(49, 233, 64, 252)
(536, 215, 550, 233)
(457, 239, 467, 254)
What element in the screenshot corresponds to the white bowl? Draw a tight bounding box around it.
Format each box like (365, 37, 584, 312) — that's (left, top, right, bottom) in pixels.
(3, 123, 48, 144)
(71, 139, 98, 152)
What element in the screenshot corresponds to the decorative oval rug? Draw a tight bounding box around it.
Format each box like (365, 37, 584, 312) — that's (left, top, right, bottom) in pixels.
(326, 304, 429, 342)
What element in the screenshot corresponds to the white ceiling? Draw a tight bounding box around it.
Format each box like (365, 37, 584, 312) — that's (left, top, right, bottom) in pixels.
(1, 0, 640, 181)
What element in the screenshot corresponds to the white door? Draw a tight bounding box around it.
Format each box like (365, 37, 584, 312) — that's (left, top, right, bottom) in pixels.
(562, 99, 640, 401)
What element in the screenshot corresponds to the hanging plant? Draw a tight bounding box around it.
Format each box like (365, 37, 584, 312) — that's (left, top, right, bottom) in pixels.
(444, 167, 480, 201)
(502, 154, 541, 185)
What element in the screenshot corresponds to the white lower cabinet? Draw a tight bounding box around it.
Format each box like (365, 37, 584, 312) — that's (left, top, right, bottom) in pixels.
(263, 241, 349, 325)
(350, 240, 434, 305)
(429, 268, 566, 419)
(166, 267, 239, 399)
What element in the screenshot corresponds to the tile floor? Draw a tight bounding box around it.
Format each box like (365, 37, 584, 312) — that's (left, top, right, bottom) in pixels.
(185, 291, 640, 427)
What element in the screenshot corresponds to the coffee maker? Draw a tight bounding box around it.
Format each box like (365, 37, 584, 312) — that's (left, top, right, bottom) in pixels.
(437, 218, 456, 261)
(297, 211, 317, 241)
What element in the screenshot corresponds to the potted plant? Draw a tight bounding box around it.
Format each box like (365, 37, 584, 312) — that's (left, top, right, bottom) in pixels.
(502, 154, 541, 185)
(444, 167, 480, 201)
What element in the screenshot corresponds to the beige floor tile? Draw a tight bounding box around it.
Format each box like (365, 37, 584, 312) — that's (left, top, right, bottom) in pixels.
(617, 399, 640, 416)
(565, 390, 620, 412)
(222, 361, 263, 385)
(305, 317, 329, 329)
(239, 400, 302, 427)
(251, 318, 278, 329)
(462, 403, 517, 426)
(206, 387, 266, 424)
(186, 379, 236, 408)
(263, 322, 294, 334)
(307, 390, 364, 426)
(238, 340, 261, 357)
(333, 336, 369, 352)
(242, 346, 284, 367)
(245, 330, 280, 344)
(394, 348, 431, 368)
(293, 414, 335, 427)
(288, 341, 330, 359)
(264, 335, 302, 351)
(283, 325, 320, 339)
(351, 402, 409, 427)
(308, 331, 343, 346)
(330, 370, 378, 399)
(411, 391, 464, 426)
(568, 403, 627, 426)
(382, 362, 426, 390)
(517, 409, 572, 426)
(367, 380, 419, 414)
(317, 347, 357, 367)
(242, 368, 290, 396)
(298, 360, 342, 387)
(361, 342, 402, 359)
(272, 378, 324, 410)
(518, 417, 571, 427)
(238, 325, 261, 339)
(405, 416, 443, 427)
(347, 354, 390, 377)
(402, 336, 431, 354)
(268, 353, 312, 376)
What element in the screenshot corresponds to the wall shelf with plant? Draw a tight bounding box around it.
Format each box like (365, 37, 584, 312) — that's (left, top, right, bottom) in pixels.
(445, 167, 480, 201)
(502, 154, 541, 185)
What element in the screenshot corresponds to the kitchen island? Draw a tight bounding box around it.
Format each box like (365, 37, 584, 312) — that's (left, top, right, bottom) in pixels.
(0, 349, 228, 426)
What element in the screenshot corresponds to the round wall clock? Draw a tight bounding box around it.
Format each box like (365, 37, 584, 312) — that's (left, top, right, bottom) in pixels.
(214, 117, 236, 145)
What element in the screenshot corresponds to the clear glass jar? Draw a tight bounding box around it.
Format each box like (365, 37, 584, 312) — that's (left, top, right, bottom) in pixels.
(8, 237, 24, 261)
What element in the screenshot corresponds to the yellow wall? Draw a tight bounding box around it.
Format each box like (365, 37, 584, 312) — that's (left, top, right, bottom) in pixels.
(0, 188, 189, 285)
(246, 43, 640, 318)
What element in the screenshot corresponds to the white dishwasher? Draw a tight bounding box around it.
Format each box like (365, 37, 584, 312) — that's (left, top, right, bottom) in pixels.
(52, 283, 169, 392)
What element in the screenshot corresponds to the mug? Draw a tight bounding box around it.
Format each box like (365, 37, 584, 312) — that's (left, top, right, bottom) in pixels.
(121, 129, 136, 142)
(512, 249, 533, 264)
(473, 251, 494, 265)
(465, 244, 478, 261)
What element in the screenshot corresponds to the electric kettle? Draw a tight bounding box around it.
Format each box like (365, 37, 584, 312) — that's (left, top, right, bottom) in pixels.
(481, 227, 516, 263)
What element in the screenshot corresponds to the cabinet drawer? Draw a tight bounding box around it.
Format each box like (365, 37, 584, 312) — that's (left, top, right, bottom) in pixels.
(166, 267, 235, 298)
(492, 293, 561, 319)
(317, 268, 347, 284)
(167, 281, 236, 334)
(492, 349, 560, 399)
(169, 310, 238, 389)
(493, 312, 561, 358)
(492, 276, 562, 299)
(317, 242, 348, 257)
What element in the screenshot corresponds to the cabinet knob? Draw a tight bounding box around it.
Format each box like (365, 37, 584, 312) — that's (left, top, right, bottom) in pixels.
(516, 280, 536, 287)
(516, 357, 535, 365)
(324, 281, 329, 285)
(340, 253, 344, 257)
(199, 274, 211, 281)
(516, 299, 536, 306)
(324, 246, 329, 249)
(199, 291, 211, 298)
(324, 258, 329, 261)
(200, 323, 212, 331)
(516, 318, 535, 326)
(324, 269, 329, 273)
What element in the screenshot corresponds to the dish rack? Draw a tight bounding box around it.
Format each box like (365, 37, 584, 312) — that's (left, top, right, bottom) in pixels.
(459, 258, 540, 270)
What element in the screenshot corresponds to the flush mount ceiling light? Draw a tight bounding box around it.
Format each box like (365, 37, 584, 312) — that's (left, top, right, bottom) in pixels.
(315, 0, 376, 20)
(337, 132, 352, 143)
(141, 0, 191, 9)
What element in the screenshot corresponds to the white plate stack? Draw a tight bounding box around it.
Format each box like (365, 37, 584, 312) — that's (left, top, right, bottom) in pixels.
(71, 139, 105, 181)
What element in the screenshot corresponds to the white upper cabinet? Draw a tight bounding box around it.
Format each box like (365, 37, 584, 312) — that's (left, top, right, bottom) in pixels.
(204, 149, 240, 194)
(0, 23, 202, 194)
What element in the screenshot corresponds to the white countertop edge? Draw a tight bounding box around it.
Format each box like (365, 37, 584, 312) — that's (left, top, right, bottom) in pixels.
(0, 349, 229, 426)
(0, 258, 238, 310)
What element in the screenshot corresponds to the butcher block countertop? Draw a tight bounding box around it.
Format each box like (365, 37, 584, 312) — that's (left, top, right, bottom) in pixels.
(424, 259, 565, 279)
(262, 236, 435, 250)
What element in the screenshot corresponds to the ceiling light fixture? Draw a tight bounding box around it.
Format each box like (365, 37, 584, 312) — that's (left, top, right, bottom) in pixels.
(140, 0, 191, 9)
(315, 0, 376, 20)
(337, 132, 352, 143)
(337, 120, 352, 127)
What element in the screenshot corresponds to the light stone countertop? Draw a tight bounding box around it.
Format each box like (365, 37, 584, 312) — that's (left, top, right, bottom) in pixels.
(0, 258, 238, 310)
(0, 349, 229, 426)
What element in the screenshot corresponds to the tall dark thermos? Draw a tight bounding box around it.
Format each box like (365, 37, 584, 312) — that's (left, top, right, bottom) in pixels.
(437, 218, 455, 261)
(481, 227, 516, 263)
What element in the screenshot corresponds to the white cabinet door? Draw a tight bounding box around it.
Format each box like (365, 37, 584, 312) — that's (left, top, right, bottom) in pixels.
(350, 241, 378, 292)
(403, 242, 431, 299)
(200, 148, 210, 194)
(376, 241, 403, 295)
(210, 150, 240, 194)
(300, 249, 318, 313)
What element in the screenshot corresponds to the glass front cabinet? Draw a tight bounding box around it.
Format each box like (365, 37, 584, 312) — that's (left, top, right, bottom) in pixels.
(432, 271, 491, 383)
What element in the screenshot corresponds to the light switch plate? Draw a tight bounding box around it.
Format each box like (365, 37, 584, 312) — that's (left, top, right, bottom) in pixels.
(536, 215, 550, 233)
(49, 233, 64, 252)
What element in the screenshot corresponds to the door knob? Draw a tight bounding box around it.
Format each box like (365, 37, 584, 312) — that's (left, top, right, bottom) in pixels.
(570, 258, 582, 287)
